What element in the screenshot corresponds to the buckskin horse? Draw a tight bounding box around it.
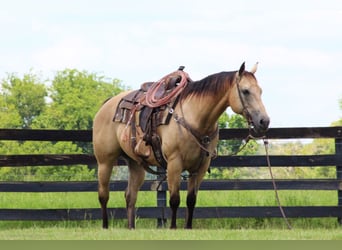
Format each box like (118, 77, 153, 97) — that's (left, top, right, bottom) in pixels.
(93, 62, 270, 229)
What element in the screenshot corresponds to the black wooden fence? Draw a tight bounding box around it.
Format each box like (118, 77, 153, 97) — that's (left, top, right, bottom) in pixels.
(0, 127, 341, 224)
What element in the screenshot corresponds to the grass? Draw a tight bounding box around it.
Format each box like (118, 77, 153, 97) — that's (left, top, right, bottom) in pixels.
(1, 225, 342, 240)
(0, 190, 337, 209)
(0, 190, 341, 239)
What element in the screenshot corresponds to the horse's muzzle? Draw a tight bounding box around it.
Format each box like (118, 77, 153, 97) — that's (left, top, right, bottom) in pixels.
(251, 114, 270, 134)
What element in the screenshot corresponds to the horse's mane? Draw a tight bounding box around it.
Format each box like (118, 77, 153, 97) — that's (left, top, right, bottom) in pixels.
(179, 71, 236, 100)
(179, 71, 256, 101)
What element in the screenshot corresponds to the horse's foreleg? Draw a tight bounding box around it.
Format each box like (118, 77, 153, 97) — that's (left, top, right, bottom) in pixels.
(99, 194, 109, 229)
(185, 188, 196, 229)
(125, 160, 145, 229)
(98, 162, 114, 229)
(169, 190, 180, 229)
(167, 165, 182, 229)
(185, 168, 207, 229)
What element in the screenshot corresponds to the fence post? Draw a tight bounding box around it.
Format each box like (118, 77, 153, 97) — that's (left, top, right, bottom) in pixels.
(157, 189, 167, 228)
(335, 129, 342, 224)
(154, 175, 167, 228)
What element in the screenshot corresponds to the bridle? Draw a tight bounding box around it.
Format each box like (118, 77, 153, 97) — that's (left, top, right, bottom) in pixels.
(235, 74, 254, 131)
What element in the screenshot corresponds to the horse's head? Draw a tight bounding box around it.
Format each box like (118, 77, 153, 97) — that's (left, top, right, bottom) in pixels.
(229, 62, 270, 133)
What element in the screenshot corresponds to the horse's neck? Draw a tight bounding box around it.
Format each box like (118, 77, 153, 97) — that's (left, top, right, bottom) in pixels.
(180, 90, 230, 134)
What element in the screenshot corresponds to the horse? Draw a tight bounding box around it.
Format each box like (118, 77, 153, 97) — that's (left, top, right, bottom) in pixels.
(92, 62, 270, 229)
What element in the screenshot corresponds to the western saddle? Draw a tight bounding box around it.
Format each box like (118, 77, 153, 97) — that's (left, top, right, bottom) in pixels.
(113, 66, 191, 172)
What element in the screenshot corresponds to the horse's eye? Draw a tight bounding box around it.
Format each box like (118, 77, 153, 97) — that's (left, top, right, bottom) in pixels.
(242, 89, 250, 95)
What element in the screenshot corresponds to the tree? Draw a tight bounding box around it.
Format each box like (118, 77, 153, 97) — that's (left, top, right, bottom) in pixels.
(0, 94, 21, 128)
(1, 72, 47, 128)
(33, 69, 124, 130)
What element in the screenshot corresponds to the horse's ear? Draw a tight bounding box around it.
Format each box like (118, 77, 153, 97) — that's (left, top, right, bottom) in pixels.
(250, 62, 258, 74)
(238, 62, 245, 76)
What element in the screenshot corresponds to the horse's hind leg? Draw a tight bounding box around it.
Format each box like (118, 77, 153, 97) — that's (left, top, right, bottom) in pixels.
(98, 161, 114, 229)
(125, 159, 145, 229)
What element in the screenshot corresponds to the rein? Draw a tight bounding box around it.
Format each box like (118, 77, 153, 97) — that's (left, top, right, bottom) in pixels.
(263, 138, 292, 230)
(236, 128, 292, 230)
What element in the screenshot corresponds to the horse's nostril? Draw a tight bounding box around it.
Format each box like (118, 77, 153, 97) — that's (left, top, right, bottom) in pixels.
(260, 118, 270, 129)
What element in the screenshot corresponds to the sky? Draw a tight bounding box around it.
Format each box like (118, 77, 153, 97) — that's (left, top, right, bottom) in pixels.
(0, 0, 341, 128)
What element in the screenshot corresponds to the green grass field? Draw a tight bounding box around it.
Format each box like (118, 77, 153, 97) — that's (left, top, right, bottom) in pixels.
(1, 227, 342, 240)
(0, 190, 341, 239)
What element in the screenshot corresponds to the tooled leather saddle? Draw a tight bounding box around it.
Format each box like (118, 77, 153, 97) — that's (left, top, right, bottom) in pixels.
(113, 67, 190, 171)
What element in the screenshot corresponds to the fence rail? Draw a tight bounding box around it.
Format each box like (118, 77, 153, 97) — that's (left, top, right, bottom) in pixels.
(0, 127, 341, 224)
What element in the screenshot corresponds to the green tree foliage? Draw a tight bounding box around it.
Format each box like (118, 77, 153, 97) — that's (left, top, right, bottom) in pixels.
(1, 72, 47, 128)
(0, 94, 21, 128)
(33, 69, 123, 130)
(0, 69, 125, 181)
